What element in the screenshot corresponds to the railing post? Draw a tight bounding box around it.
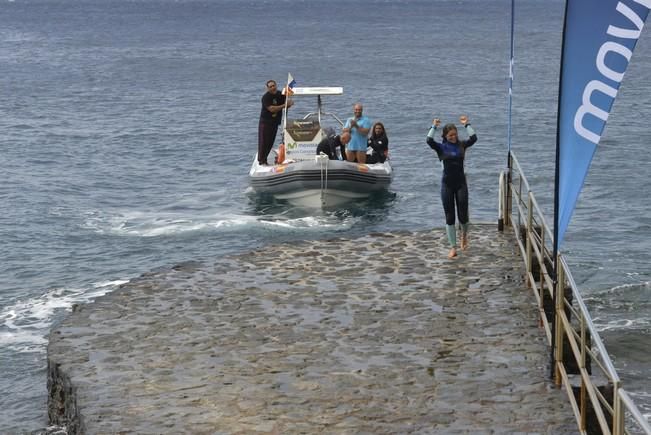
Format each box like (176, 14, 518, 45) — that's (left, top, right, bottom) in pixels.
(539, 229, 545, 285)
(554, 255, 564, 386)
(506, 156, 512, 227)
(498, 167, 512, 231)
(613, 383, 623, 435)
(580, 312, 586, 370)
(517, 177, 524, 230)
(504, 173, 510, 228)
(498, 171, 506, 231)
(525, 193, 534, 288)
(580, 310, 587, 431)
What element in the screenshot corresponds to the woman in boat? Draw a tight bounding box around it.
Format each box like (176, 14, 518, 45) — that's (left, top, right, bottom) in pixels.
(366, 122, 389, 164)
(426, 115, 477, 259)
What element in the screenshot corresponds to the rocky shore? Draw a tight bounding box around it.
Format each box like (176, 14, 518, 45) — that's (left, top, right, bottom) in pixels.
(47, 225, 577, 434)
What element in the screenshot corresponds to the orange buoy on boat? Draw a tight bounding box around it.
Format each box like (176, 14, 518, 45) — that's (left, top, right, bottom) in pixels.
(276, 143, 286, 164)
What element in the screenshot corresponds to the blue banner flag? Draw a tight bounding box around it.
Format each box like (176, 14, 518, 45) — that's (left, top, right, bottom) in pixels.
(556, 0, 649, 249)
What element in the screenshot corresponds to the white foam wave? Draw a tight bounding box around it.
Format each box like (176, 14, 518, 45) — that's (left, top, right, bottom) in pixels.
(585, 281, 651, 309)
(0, 280, 129, 353)
(260, 215, 352, 230)
(83, 210, 356, 237)
(93, 280, 130, 288)
(594, 316, 651, 333)
(608, 281, 651, 293)
(627, 393, 651, 427)
(585, 281, 651, 299)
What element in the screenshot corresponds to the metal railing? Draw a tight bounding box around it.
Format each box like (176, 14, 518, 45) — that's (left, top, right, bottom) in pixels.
(499, 151, 651, 435)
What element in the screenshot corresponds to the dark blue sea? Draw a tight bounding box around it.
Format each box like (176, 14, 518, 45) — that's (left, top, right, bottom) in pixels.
(1, 0, 649, 432)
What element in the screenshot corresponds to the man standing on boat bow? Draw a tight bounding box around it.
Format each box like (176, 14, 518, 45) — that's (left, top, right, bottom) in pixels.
(258, 80, 293, 165)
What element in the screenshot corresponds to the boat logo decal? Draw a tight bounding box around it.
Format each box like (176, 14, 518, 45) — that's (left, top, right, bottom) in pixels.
(272, 165, 286, 174)
(357, 164, 369, 173)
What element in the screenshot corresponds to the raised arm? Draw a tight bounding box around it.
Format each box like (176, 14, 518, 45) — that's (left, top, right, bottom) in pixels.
(426, 118, 443, 155)
(459, 115, 477, 149)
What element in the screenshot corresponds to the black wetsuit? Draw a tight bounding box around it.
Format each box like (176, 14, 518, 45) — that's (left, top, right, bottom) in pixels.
(316, 135, 347, 160)
(258, 90, 287, 165)
(366, 134, 389, 164)
(427, 126, 477, 226)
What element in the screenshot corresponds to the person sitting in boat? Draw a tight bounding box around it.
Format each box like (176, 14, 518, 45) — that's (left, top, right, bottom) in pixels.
(366, 122, 389, 164)
(316, 131, 351, 160)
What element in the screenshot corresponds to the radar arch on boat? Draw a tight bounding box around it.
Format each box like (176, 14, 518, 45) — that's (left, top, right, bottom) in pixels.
(291, 87, 343, 96)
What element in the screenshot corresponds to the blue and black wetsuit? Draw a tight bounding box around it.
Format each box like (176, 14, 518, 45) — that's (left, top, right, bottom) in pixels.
(427, 124, 477, 247)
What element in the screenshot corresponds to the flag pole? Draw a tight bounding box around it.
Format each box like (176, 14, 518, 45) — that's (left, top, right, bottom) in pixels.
(507, 0, 514, 167)
(282, 73, 293, 144)
(504, 0, 515, 228)
(551, 0, 570, 382)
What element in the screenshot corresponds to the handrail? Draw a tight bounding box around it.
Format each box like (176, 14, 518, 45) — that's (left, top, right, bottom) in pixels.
(509, 152, 531, 193)
(500, 151, 650, 435)
(302, 112, 344, 127)
(560, 255, 620, 381)
(528, 193, 555, 243)
(620, 390, 651, 434)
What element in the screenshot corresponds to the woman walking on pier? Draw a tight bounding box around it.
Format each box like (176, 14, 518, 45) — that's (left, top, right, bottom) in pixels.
(427, 115, 477, 259)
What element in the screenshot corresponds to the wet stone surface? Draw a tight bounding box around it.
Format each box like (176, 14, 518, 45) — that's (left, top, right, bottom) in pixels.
(47, 225, 577, 434)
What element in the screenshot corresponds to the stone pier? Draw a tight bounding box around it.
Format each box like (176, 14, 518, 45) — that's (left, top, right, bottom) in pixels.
(47, 224, 577, 434)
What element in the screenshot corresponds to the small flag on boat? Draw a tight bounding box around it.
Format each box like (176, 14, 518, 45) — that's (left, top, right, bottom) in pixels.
(283, 73, 296, 96)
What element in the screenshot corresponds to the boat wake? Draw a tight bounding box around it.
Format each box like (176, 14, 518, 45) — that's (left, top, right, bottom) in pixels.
(82, 208, 362, 238)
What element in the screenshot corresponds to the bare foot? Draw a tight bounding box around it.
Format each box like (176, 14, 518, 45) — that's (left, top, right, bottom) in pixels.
(448, 247, 458, 259)
(460, 234, 469, 251)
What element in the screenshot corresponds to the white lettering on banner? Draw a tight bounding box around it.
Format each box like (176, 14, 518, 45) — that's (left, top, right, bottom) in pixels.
(608, 2, 645, 39)
(574, 0, 649, 144)
(597, 41, 632, 82)
(575, 81, 617, 144)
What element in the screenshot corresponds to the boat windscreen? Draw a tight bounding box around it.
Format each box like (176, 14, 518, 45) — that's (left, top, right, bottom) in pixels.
(285, 119, 321, 142)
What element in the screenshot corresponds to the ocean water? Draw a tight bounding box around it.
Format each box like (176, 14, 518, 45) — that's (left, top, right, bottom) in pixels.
(1, 0, 649, 432)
